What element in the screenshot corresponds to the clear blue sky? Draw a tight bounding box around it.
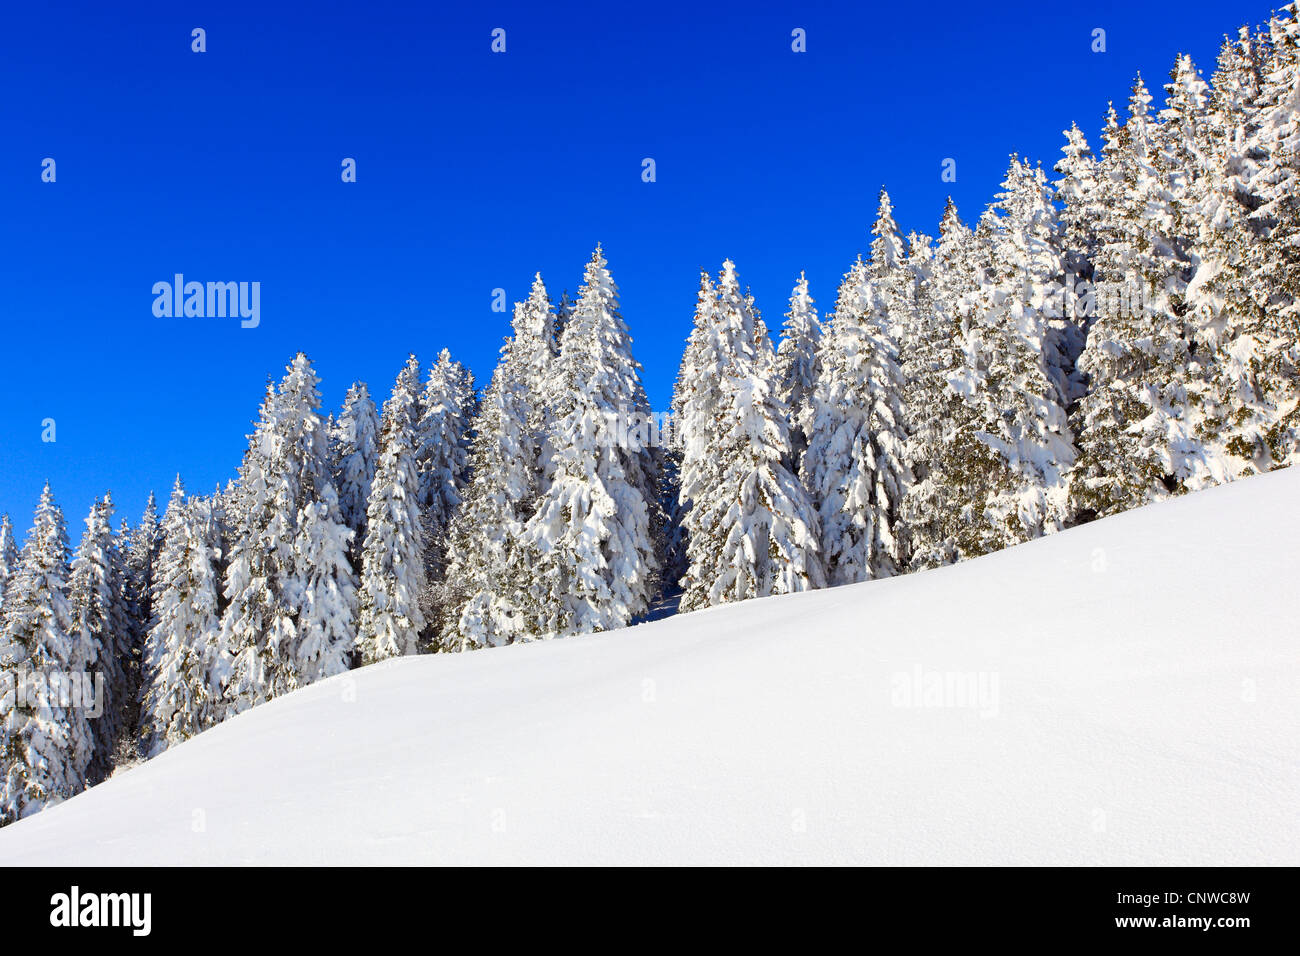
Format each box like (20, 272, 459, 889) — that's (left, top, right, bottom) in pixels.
(0, 0, 1276, 530)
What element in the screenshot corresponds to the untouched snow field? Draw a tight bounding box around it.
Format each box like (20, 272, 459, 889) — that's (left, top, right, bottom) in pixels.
(2, 469, 1296, 865)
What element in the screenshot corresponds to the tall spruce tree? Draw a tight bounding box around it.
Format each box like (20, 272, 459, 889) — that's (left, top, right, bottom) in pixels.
(1072, 83, 1229, 518)
(678, 260, 824, 609)
(439, 276, 559, 650)
(68, 493, 131, 782)
(901, 200, 981, 568)
(416, 348, 475, 624)
(331, 381, 381, 564)
(774, 272, 823, 470)
(804, 252, 911, 584)
(0, 514, 18, 615)
(140, 494, 228, 757)
(357, 355, 427, 662)
(0, 484, 86, 823)
(222, 354, 348, 710)
(522, 247, 661, 637)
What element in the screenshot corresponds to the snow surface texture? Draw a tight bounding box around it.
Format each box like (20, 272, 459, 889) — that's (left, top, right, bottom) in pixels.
(1, 469, 1296, 865)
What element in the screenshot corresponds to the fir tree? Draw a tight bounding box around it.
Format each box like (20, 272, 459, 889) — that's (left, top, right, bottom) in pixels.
(331, 381, 381, 563)
(1054, 122, 1103, 287)
(68, 493, 131, 783)
(291, 483, 357, 682)
(139, 495, 228, 757)
(357, 355, 427, 662)
(774, 272, 823, 469)
(522, 246, 661, 637)
(0, 484, 86, 823)
(966, 159, 1077, 541)
(223, 354, 348, 710)
(901, 200, 980, 568)
(804, 253, 912, 584)
(416, 348, 475, 620)
(678, 260, 824, 609)
(0, 514, 18, 616)
(439, 277, 560, 650)
(1073, 84, 1229, 518)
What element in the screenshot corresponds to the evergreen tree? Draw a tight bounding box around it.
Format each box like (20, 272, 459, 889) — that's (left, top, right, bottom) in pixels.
(1157, 54, 1213, 252)
(416, 348, 475, 616)
(0, 514, 18, 616)
(554, 289, 575, 343)
(290, 483, 357, 682)
(901, 200, 980, 568)
(966, 159, 1077, 540)
(356, 355, 427, 662)
(1054, 123, 1103, 287)
(331, 381, 381, 563)
(774, 272, 823, 469)
(122, 492, 161, 661)
(662, 273, 720, 593)
(522, 247, 661, 636)
(1073, 83, 1229, 518)
(222, 354, 347, 710)
(439, 277, 560, 650)
(117, 493, 161, 759)
(139, 495, 228, 757)
(1241, 3, 1300, 464)
(1187, 24, 1296, 472)
(678, 260, 824, 609)
(68, 493, 131, 783)
(804, 252, 912, 584)
(0, 484, 86, 823)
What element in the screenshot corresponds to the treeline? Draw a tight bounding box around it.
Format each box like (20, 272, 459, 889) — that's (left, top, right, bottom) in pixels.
(3, 6, 1298, 824)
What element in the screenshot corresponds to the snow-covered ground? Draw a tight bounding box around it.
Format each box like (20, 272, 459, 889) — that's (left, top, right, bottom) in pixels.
(2, 469, 1296, 865)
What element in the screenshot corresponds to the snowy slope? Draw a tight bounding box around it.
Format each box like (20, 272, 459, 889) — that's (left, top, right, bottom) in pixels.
(2, 469, 1297, 866)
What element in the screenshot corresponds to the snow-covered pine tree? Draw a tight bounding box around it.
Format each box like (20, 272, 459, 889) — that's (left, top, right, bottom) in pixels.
(901, 199, 980, 569)
(898, 227, 938, 424)
(522, 247, 661, 637)
(803, 251, 911, 584)
(139, 494, 228, 757)
(68, 493, 131, 783)
(356, 355, 427, 663)
(415, 348, 475, 620)
(1186, 24, 1295, 473)
(331, 381, 381, 564)
(0, 514, 18, 615)
(1240, 3, 1300, 465)
(516, 272, 560, 445)
(291, 482, 357, 683)
(1054, 123, 1103, 288)
(554, 289, 575, 343)
(1157, 54, 1214, 252)
(122, 492, 161, 656)
(774, 272, 823, 469)
(1072, 83, 1229, 519)
(0, 484, 86, 823)
(964, 158, 1077, 540)
(438, 275, 562, 650)
(114, 493, 161, 757)
(678, 260, 824, 609)
(803, 196, 915, 585)
(223, 354, 349, 710)
(662, 273, 719, 593)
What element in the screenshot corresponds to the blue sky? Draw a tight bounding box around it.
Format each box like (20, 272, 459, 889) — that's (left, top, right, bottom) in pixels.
(0, 0, 1278, 531)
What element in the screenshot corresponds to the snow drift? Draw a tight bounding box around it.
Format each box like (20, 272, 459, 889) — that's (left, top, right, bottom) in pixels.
(1, 468, 1296, 865)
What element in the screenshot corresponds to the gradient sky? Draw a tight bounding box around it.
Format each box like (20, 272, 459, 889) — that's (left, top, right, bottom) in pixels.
(0, 0, 1279, 531)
